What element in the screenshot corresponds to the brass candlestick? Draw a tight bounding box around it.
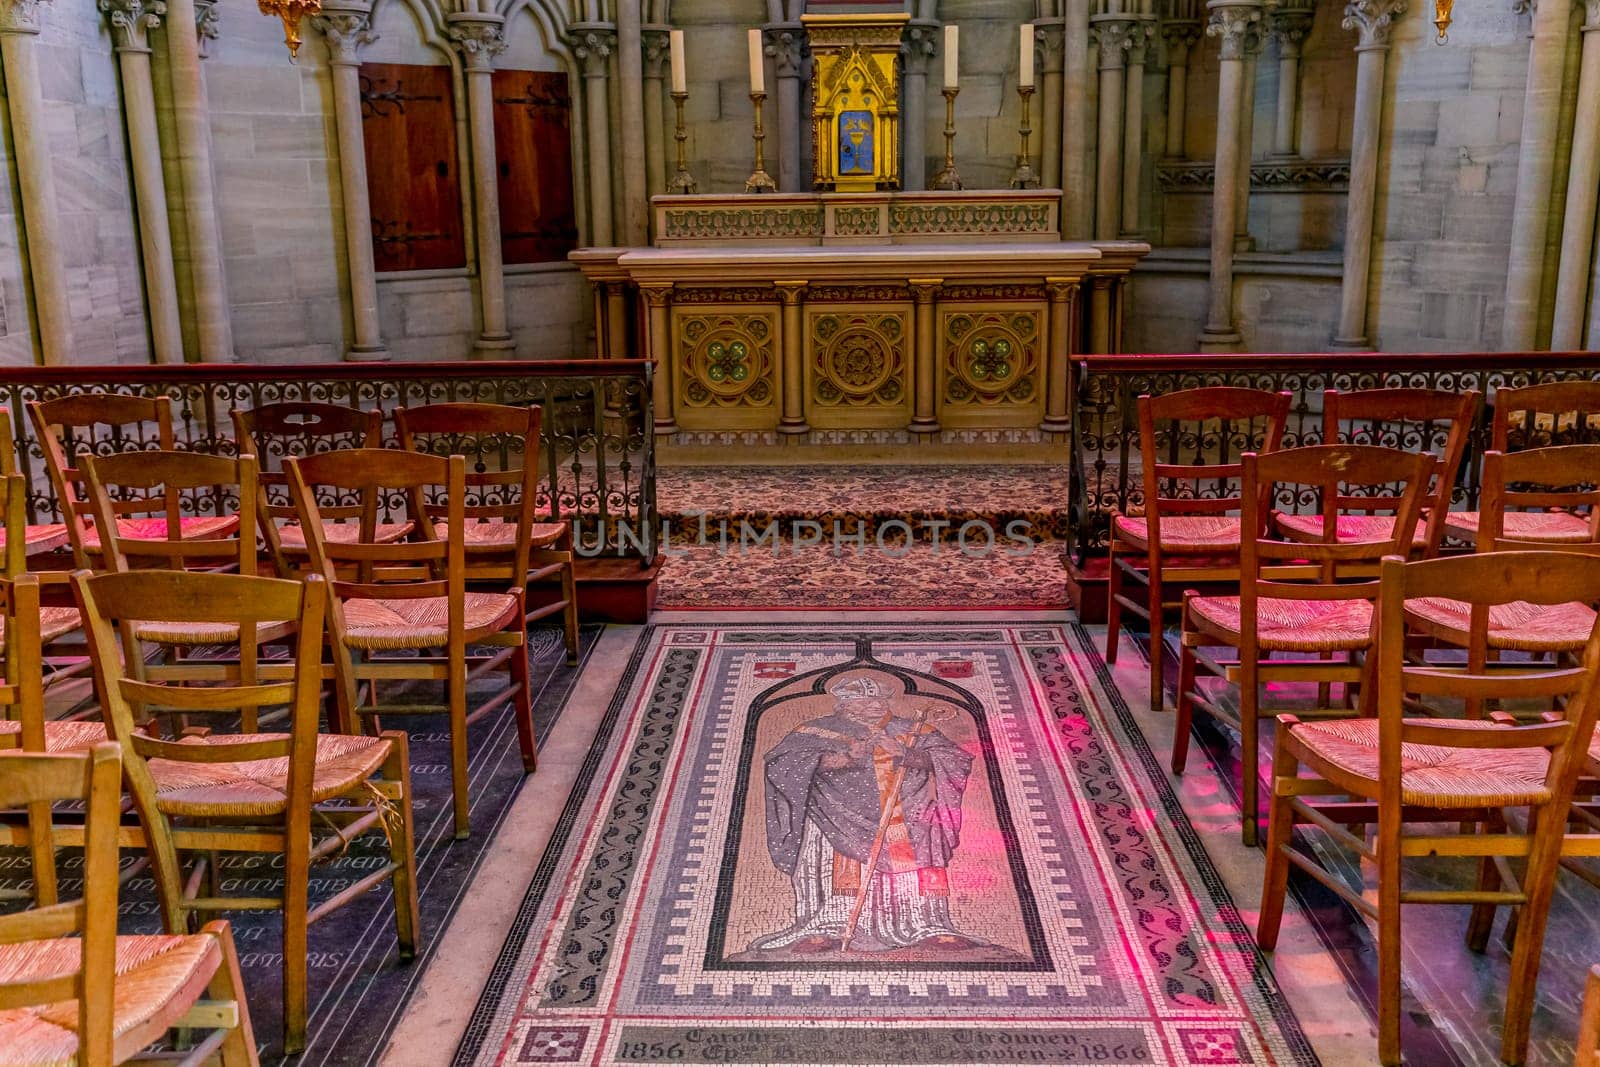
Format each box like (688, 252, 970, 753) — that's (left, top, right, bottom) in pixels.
(1010, 84, 1039, 189)
(744, 89, 777, 193)
(932, 87, 963, 191)
(669, 90, 697, 194)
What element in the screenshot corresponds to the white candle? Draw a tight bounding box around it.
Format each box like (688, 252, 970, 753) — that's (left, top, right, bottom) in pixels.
(943, 25, 958, 90)
(1019, 24, 1034, 87)
(669, 29, 686, 94)
(748, 29, 765, 94)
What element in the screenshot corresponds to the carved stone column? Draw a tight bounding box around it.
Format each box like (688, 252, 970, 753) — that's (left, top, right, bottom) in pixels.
(909, 279, 942, 434)
(572, 25, 616, 247)
(1265, 3, 1314, 158)
(162, 0, 233, 361)
(641, 283, 675, 435)
(1037, 19, 1066, 189)
(1063, 0, 1092, 237)
(102, 0, 183, 364)
(901, 21, 937, 191)
(1199, 0, 1261, 351)
(1504, 0, 1574, 349)
(642, 27, 668, 200)
(315, 3, 388, 361)
(1042, 278, 1078, 433)
(775, 281, 808, 434)
(449, 14, 514, 358)
(616, 2, 647, 245)
(1233, 30, 1262, 251)
(1332, 0, 1404, 349)
(1122, 19, 1155, 236)
(1162, 19, 1201, 159)
(1088, 275, 1115, 354)
(766, 25, 806, 193)
(1552, 0, 1600, 349)
(1090, 16, 1134, 240)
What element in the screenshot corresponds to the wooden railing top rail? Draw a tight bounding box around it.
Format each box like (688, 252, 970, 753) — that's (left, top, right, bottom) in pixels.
(0, 358, 653, 385)
(1079, 351, 1600, 374)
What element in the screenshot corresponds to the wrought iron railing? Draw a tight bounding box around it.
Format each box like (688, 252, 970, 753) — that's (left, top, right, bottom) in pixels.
(1068, 351, 1600, 557)
(1, 359, 656, 563)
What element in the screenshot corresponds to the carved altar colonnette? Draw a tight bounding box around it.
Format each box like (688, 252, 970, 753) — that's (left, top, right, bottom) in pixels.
(574, 192, 1147, 441)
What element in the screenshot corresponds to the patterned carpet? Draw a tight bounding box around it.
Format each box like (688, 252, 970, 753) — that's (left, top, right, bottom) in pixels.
(454, 622, 1318, 1065)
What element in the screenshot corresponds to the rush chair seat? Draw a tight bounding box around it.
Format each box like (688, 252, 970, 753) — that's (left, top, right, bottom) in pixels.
(286, 448, 535, 840)
(1274, 387, 1479, 557)
(395, 402, 579, 665)
(0, 743, 259, 1066)
(1257, 552, 1600, 1067)
(232, 401, 410, 576)
(72, 568, 419, 1055)
(28, 395, 239, 571)
(1174, 443, 1434, 845)
(1105, 386, 1292, 711)
(1443, 380, 1600, 548)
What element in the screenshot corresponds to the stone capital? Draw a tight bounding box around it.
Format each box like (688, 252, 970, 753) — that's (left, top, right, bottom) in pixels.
(1341, 0, 1405, 49)
(902, 20, 939, 74)
(909, 278, 943, 302)
(1034, 19, 1066, 72)
(640, 283, 674, 308)
(313, 7, 377, 66)
(1205, 1, 1264, 60)
(773, 280, 807, 304)
(0, 0, 50, 35)
(765, 23, 808, 79)
(642, 25, 670, 78)
(568, 23, 616, 78)
(447, 12, 507, 72)
(1581, 0, 1600, 29)
(1127, 17, 1157, 62)
(1045, 277, 1080, 302)
(99, 0, 163, 52)
(1090, 15, 1138, 69)
(1265, 6, 1316, 53)
(194, 0, 218, 56)
(1161, 17, 1204, 58)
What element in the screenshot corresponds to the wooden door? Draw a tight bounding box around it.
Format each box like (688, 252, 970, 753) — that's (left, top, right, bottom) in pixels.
(359, 62, 468, 272)
(492, 70, 579, 264)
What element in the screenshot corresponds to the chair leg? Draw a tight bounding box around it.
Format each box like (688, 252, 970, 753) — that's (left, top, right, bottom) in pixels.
(449, 645, 471, 841)
(1376, 807, 1404, 1066)
(281, 835, 311, 1054)
(381, 732, 420, 961)
(561, 559, 580, 667)
(1465, 809, 1508, 953)
(510, 635, 537, 774)
(1240, 659, 1262, 847)
(203, 921, 260, 1067)
(1148, 570, 1166, 711)
(1500, 808, 1566, 1066)
(1105, 546, 1123, 665)
(1172, 634, 1197, 775)
(1256, 728, 1300, 952)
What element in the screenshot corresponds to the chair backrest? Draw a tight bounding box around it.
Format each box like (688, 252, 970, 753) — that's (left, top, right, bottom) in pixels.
(1376, 552, 1600, 811)
(285, 449, 467, 631)
(28, 395, 179, 566)
(1136, 386, 1292, 550)
(81, 451, 258, 575)
(1491, 381, 1600, 452)
(1479, 445, 1600, 552)
(395, 403, 540, 581)
(73, 569, 327, 886)
(233, 402, 383, 568)
(0, 742, 125, 1066)
(0, 472, 44, 744)
(1239, 445, 1434, 620)
(1323, 388, 1480, 554)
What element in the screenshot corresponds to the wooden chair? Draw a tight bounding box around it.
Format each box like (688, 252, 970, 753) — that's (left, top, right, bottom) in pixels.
(29, 395, 239, 570)
(0, 743, 258, 1065)
(0, 408, 71, 559)
(72, 568, 420, 1053)
(1444, 380, 1600, 548)
(1578, 964, 1600, 1067)
(1105, 387, 1292, 710)
(286, 448, 535, 840)
(1275, 387, 1479, 557)
(233, 401, 409, 577)
(1257, 552, 1600, 1066)
(1175, 444, 1433, 844)
(396, 402, 578, 663)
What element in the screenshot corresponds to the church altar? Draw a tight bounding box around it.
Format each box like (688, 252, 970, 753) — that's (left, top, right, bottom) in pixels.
(569, 12, 1149, 442)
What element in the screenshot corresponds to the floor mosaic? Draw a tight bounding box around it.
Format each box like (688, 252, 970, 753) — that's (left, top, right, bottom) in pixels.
(455, 623, 1317, 1066)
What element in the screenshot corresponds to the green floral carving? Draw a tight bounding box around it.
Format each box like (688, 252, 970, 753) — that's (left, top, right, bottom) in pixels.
(706, 339, 749, 383)
(969, 337, 1014, 382)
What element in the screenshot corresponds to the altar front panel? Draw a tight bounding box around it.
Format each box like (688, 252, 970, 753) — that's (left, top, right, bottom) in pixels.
(938, 289, 1048, 430)
(671, 293, 780, 432)
(803, 291, 913, 429)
